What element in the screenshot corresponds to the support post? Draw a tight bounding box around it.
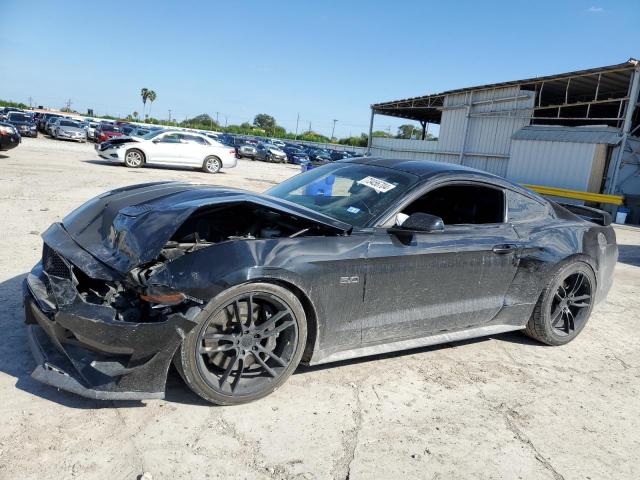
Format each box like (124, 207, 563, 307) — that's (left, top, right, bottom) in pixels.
(420, 121, 427, 140)
(608, 66, 640, 194)
(366, 109, 375, 154)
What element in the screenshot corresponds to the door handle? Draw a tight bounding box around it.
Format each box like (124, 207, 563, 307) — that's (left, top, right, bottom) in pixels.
(492, 244, 518, 254)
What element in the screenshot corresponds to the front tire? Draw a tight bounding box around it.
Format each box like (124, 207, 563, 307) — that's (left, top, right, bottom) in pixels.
(202, 156, 222, 173)
(525, 261, 596, 346)
(124, 149, 145, 168)
(176, 283, 307, 405)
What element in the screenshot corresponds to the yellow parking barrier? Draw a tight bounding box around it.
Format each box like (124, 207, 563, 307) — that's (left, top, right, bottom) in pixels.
(523, 184, 624, 206)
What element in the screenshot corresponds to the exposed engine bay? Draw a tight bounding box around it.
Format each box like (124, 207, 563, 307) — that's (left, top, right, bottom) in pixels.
(159, 203, 337, 260)
(71, 203, 339, 322)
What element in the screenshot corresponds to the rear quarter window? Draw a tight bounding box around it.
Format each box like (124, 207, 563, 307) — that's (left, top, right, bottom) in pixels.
(507, 190, 549, 222)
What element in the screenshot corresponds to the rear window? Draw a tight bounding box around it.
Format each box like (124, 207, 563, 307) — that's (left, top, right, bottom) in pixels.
(507, 190, 549, 222)
(9, 113, 31, 122)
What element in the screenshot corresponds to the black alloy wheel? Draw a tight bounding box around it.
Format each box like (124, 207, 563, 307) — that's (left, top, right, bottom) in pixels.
(549, 272, 592, 337)
(177, 283, 307, 405)
(525, 261, 596, 346)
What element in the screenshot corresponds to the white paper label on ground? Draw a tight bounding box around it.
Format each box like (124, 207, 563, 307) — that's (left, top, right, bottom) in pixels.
(356, 176, 396, 193)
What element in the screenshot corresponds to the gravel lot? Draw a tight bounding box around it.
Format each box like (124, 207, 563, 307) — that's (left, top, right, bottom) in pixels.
(1, 136, 639, 480)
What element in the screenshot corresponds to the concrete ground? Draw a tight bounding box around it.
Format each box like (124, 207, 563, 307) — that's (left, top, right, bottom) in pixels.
(0, 136, 638, 480)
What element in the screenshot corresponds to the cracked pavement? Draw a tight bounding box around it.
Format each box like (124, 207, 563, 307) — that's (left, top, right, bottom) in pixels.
(0, 137, 639, 479)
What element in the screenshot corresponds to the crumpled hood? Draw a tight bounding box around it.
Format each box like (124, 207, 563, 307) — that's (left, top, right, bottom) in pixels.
(60, 181, 351, 274)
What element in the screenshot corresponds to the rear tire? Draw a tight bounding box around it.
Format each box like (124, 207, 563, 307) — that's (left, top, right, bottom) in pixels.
(202, 156, 222, 174)
(176, 283, 307, 405)
(124, 149, 145, 168)
(524, 261, 596, 346)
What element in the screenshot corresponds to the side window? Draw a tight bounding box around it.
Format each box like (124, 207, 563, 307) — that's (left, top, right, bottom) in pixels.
(402, 184, 506, 225)
(158, 133, 181, 143)
(507, 190, 548, 222)
(180, 134, 208, 145)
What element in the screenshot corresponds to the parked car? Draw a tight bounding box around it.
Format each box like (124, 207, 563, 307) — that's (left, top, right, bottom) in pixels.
(129, 126, 154, 137)
(269, 139, 286, 148)
(0, 121, 21, 151)
(0, 107, 23, 121)
(85, 122, 99, 140)
(94, 123, 123, 143)
(254, 142, 287, 163)
(24, 158, 618, 404)
(96, 129, 237, 173)
(282, 146, 310, 165)
(52, 119, 88, 142)
(6, 112, 38, 138)
(39, 113, 63, 133)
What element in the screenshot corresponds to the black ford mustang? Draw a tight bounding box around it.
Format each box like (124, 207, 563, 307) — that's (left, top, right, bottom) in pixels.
(24, 158, 618, 405)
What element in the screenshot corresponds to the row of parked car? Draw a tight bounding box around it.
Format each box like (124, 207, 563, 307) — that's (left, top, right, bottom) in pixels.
(209, 133, 360, 167)
(0, 107, 362, 166)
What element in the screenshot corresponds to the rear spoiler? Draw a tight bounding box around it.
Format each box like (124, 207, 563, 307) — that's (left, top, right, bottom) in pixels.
(558, 202, 612, 226)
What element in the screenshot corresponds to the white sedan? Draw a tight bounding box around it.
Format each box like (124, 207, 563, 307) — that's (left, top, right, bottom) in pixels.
(96, 130, 238, 173)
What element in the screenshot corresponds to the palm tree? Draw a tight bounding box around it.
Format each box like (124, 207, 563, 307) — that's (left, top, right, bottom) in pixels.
(140, 88, 149, 117)
(147, 90, 157, 118)
(133, 111, 139, 120)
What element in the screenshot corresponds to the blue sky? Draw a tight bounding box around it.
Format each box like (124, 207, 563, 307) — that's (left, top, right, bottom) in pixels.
(1, 0, 638, 138)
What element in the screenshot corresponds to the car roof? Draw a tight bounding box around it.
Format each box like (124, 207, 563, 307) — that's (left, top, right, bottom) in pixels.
(340, 156, 498, 179)
(340, 156, 549, 202)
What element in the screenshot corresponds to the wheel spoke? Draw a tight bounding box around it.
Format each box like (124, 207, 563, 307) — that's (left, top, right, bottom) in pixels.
(257, 344, 287, 367)
(219, 355, 239, 387)
(251, 351, 277, 378)
(230, 358, 245, 392)
(565, 309, 575, 333)
(256, 310, 288, 333)
(261, 319, 295, 338)
(569, 274, 585, 296)
(199, 343, 235, 354)
(572, 301, 590, 308)
(232, 300, 242, 327)
(247, 294, 254, 327)
(203, 332, 236, 342)
(573, 294, 591, 301)
(550, 307, 563, 327)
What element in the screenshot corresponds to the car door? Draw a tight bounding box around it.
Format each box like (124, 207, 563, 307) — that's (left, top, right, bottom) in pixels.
(361, 181, 520, 344)
(146, 132, 183, 164)
(176, 134, 210, 166)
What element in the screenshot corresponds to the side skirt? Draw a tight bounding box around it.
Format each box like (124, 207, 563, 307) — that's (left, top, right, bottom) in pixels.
(309, 324, 524, 366)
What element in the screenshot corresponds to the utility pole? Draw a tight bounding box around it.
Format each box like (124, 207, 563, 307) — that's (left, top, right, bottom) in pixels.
(215, 112, 219, 124)
(331, 119, 338, 140)
(64, 98, 72, 112)
(28, 97, 33, 108)
(294, 113, 300, 140)
(225, 116, 228, 127)
(168, 109, 172, 123)
(308, 121, 312, 133)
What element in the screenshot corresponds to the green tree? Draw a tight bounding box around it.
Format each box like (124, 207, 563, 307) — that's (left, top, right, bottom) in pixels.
(397, 124, 420, 139)
(253, 113, 276, 130)
(140, 88, 149, 117)
(372, 130, 392, 138)
(147, 90, 157, 117)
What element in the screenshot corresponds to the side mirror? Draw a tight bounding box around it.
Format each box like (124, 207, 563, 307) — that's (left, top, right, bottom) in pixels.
(389, 212, 444, 234)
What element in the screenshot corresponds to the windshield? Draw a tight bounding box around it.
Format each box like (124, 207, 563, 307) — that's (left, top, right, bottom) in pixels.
(266, 163, 418, 227)
(8, 113, 31, 122)
(142, 129, 165, 140)
(60, 120, 79, 127)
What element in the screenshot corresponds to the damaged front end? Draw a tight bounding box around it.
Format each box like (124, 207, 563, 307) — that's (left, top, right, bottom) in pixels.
(24, 223, 201, 400)
(23, 182, 350, 400)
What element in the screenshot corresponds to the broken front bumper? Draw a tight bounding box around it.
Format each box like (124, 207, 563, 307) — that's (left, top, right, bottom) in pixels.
(23, 262, 198, 401)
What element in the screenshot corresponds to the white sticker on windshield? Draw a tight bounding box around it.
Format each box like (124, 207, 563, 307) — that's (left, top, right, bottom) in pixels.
(356, 176, 396, 193)
(346, 206, 360, 214)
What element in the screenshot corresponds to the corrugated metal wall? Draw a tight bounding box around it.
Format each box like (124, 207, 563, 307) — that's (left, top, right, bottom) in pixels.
(370, 86, 534, 177)
(507, 139, 597, 191)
